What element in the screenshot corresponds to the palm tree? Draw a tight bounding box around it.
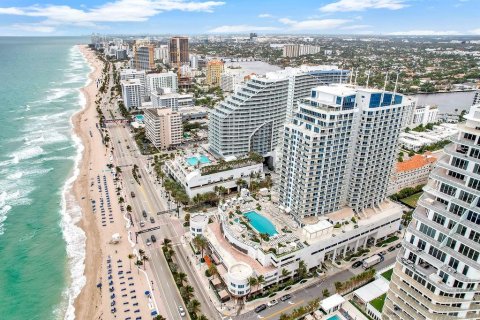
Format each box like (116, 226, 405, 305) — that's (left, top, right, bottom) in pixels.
(126, 205, 132, 213)
(281, 268, 291, 279)
(177, 272, 187, 285)
(187, 299, 201, 314)
(193, 235, 207, 258)
(208, 264, 218, 280)
(154, 315, 166, 320)
(297, 260, 307, 279)
(247, 276, 258, 295)
(128, 253, 135, 270)
(197, 315, 209, 320)
(256, 275, 265, 292)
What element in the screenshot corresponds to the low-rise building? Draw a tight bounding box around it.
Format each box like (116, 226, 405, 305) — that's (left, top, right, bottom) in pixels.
(388, 153, 437, 195)
(399, 123, 458, 151)
(201, 199, 402, 297)
(164, 150, 263, 198)
(144, 108, 182, 149)
(150, 88, 193, 111)
(408, 104, 438, 127)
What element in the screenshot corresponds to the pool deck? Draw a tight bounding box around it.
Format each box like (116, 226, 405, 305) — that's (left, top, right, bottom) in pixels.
(205, 222, 275, 274)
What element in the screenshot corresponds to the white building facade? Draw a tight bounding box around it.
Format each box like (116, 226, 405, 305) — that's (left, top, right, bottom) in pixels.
(120, 79, 142, 109)
(384, 104, 480, 320)
(208, 66, 349, 159)
(146, 71, 178, 98)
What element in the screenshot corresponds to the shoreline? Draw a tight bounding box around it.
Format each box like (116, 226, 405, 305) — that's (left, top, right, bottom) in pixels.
(71, 45, 103, 320)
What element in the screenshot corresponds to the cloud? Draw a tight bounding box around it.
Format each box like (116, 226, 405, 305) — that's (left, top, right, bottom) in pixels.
(279, 18, 349, 30)
(388, 30, 461, 35)
(0, 0, 225, 31)
(258, 13, 273, 18)
(320, 0, 407, 12)
(208, 25, 279, 33)
(341, 24, 371, 30)
(12, 23, 55, 33)
(470, 28, 480, 35)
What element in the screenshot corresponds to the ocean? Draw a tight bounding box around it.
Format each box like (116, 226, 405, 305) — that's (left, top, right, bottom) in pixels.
(0, 37, 90, 320)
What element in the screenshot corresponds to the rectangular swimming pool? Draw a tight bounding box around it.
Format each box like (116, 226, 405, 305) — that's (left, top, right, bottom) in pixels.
(326, 315, 341, 320)
(244, 211, 277, 236)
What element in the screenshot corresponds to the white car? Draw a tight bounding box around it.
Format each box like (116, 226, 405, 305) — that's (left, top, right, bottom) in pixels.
(178, 306, 186, 317)
(267, 299, 278, 307)
(146, 238, 152, 246)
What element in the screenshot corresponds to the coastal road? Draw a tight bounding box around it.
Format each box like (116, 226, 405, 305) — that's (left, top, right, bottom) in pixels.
(106, 120, 219, 319)
(233, 255, 397, 320)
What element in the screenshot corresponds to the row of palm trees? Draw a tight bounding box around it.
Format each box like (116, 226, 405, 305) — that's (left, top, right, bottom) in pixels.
(161, 238, 209, 320)
(334, 268, 376, 294)
(278, 298, 320, 320)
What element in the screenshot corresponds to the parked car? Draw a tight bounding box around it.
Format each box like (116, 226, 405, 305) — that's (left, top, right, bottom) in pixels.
(178, 306, 186, 317)
(352, 261, 363, 268)
(151, 235, 157, 243)
(130, 191, 135, 198)
(396, 243, 402, 248)
(388, 246, 396, 252)
(267, 299, 278, 307)
(139, 221, 145, 227)
(254, 304, 267, 313)
(146, 238, 151, 246)
(150, 216, 155, 223)
(379, 250, 387, 256)
(142, 210, 147, 218)
(280, 294, 292, 302)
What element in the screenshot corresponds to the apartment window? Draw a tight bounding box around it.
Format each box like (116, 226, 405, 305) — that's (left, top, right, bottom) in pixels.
(458, 244, 480, 261)
(464, 133, 476, 141)
(448, 257, 459, 269)
(474, 163, 480, 175)
(432, 213, 446, 226)
(462, 265, 469, 276)
(459, 190, 475, 204)
(419, 223, 437, 238)
(456, 224, 467, 236)
(418, 239, 426, 250)
(467, 211, 480, 225)
(469, 230, 480, 243)
(449, 203, 466, 216)
(470, 148, 480, 159)
(468, 178, 480, 191)
(448, 170, 465, 181)
(428, 246, 447, 262)
(440, 183, 456, 196)
(451, 157, 468, 170)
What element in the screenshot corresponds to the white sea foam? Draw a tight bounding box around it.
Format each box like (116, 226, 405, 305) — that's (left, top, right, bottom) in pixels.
(58, 45, 89, 320)
(11, 146, 45, 163)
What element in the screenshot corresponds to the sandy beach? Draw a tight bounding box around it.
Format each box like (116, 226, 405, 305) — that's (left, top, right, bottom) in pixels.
(72, 45, 103, 320)
(72, 45, 157, 320)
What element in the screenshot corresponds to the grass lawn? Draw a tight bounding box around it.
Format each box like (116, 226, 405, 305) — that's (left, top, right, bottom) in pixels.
(370, 293, 386, 312)
(400, 192, 423, 208)
(381, 268, 393, 281)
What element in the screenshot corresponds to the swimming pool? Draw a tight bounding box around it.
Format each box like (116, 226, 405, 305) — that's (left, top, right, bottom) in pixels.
(244, 211, 277, 236)
(135, 114, 144, 122)
(326, 315, 341, 320)
(186, 154, 211, 166)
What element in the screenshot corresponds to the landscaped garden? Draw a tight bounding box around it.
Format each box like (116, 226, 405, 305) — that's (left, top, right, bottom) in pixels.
(370, 293, 386, 313)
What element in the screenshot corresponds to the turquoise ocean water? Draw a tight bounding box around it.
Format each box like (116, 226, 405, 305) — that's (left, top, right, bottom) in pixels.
(0, 37, 90, 320)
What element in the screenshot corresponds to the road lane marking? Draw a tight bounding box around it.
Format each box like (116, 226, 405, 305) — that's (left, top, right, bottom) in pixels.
(262, 300, 305, 320)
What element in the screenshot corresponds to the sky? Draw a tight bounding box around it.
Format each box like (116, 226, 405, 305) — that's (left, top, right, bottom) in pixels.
(0, 0, 479, 36)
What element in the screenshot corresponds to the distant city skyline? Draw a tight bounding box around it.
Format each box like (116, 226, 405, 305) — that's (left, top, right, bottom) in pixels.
(0, 0, 479, 36)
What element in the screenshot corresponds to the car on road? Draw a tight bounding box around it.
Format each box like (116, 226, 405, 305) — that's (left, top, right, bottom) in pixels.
(280, 294, 291, 302)
(178, 306, 186, 317)
(150, 216, 155, 223)
(130, 179, 134, 184)
(379, 250, 387, 256)
(151, 235, 156, 243)
(131, 191, 135, 198)
(142, 210, 147, 218)
(254, 304, 267, 313)
(146, 238, 151, 246)
(396, 243, 402, 248)
(139, 221, 145, 227)
(388, 246, 396, 252)
(267, 299, 278, 307)
(352, 261, 363, 268)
